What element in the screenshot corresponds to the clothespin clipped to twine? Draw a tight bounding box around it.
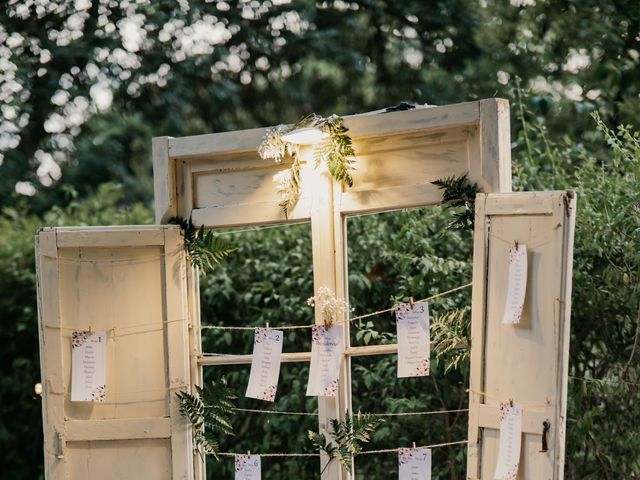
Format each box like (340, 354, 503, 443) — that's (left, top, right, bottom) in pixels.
(514, 240, 519, 250)
(509, 398, 514, 408)
(247, 450, 251, 457)
(266, 322, 269, 330)
(409, 297, 415, 310)
(89, 325, 92, 334)
(412, 441, 416, 449)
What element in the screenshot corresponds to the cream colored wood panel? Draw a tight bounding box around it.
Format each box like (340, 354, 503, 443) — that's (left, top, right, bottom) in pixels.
(153, 136, 176, 223)
(154, 99, 512, 226)
(467, 191, 576, 480)
(36, 226, 194, 480)
(193, 166, 288, 209)
(58, 246, 167, 420)
(349, 130, 469, 193)
(66, 439, 172, 479)
(65, 417, 172, 441)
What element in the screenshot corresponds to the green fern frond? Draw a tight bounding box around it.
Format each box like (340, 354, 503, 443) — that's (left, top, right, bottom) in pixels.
(169, 217, 237, 275)
(431, 173, 479, 231)
(309, 411, 382, 473)
(176, 379, 237, 460)
(258, 113, 356, 217)
(431, 309, 471, 373)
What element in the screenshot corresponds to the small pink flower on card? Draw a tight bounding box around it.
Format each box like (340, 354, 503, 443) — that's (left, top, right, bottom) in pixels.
(507, 463, 518, 480)
(259, 385, 277, 401)
(311, 325, 327, 343)
(72, 330, 90, 349)
(398, 448, 412, 465)
(90, 384, 106, 402)
(508, 245, 519, 263)
(499, 402, 511, 421)
(322, 380, 338, 396)
(254, 327, 268, 344)
(235, 454, 249, 472)
(395, 303, 409, 321)
(414, 359, 430, 376)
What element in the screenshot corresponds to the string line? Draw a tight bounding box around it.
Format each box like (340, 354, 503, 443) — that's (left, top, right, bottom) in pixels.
(358, 439, 468, 455)
(466, 388, 549, 409)
(214, 439, 468, 458)
(200, 282, 472, 332)
(371, 408, 468, 417)
(349, 283, 473, 323)
(227, 407, 468, 418)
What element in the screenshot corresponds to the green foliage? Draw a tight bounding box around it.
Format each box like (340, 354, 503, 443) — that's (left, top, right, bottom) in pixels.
(431, 174, 480, 231)
(431, 309, 471, 374)
(170, 217, 237, 275)
(512, 89, 640, 478)
(308, 412, 382, 473)
(258, 113, 355, 217)
(176, 379, 237, 460)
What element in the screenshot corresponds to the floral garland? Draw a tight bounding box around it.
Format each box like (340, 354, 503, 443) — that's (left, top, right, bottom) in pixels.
(257, 114, 356, 218)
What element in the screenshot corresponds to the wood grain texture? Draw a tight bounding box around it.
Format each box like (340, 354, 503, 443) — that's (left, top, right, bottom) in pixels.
(467, 191, 576, 480)
(155, 99, 511, 227)
(36, 226, 194, 480)
(153, 136, 176, 223)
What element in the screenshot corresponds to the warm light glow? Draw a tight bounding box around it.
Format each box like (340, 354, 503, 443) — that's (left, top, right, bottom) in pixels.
(281, 127, 329, 145)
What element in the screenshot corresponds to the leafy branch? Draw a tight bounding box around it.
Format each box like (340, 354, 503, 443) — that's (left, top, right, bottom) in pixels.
(431, 309, 470, 373)
(170, 217, 237, 275)
(258, 113, 356, 218)
(176, 379, 236, 460)
(308, 411, 382, 473)
(431, 173, 480, 231)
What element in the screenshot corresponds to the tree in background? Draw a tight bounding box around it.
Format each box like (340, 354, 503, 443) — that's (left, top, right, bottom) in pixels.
(0, 0, 639, 478)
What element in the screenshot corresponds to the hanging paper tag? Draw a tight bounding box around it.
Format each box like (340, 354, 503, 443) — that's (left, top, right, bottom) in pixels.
(246, 328, 283, 402)
(235, 454, 261, 480)
(501, 244, 528, 324)
(306, 325, 344, 396)
(71, 330, 107, 402)
(396, 301, 430, 377)
(494, 403, 523, 479)
(398, 447, 431, 480)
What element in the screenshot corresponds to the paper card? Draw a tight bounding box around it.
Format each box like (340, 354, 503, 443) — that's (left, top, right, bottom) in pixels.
(396, 301, 430, 378)
(246, 328, 284, 402)
(398, 447, 431, 480)
(235, 454, 261, 480)
(71, 330, 107, 402)
(501, 244, 528, 324)
(494, 403, 523, 480)
(306, 325, 344, 396)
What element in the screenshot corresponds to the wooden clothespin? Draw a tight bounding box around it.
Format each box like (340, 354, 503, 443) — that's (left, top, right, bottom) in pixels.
(409, 297, 415, 310)
(509, 398, 514, 408)
(514, 240, 519, 250)
(89, 325, 92, 334)
(247, 450, 251, 457)
(265, 322, 269, 329)
(412, 441, 416, 449)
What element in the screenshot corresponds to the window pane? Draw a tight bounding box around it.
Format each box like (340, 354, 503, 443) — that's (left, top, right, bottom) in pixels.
(346, 206, 472, 478)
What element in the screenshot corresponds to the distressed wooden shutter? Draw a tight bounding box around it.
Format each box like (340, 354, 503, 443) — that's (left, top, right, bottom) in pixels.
(36, 225, 194, 480)
(467, 191, 576, 479)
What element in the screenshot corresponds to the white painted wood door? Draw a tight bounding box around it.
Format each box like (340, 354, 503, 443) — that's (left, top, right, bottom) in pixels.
(36, 226, 195, 480)
(467, 191, 576, 479)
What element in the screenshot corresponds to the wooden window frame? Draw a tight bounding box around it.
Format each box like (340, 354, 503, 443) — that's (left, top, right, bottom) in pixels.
(153, 99, 512, 479)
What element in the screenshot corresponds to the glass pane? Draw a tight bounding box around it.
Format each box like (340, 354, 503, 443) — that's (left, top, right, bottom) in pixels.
(204, 364, 319, 479)
(346, 206, 472, 478)
(201, 222, 314, 355)
(199, 222, 318, 479)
